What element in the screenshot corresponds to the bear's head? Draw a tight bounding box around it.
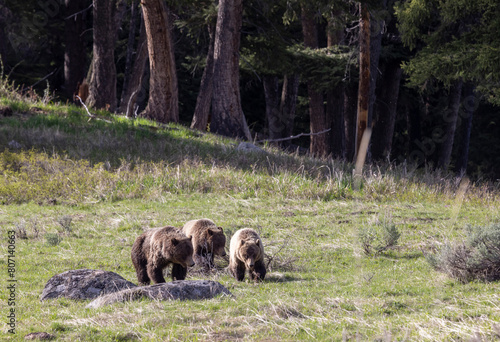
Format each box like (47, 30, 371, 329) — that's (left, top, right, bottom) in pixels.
(204, 227, 227, 256)
(239, 238, 261, 269)
(166, 236, 195, 268)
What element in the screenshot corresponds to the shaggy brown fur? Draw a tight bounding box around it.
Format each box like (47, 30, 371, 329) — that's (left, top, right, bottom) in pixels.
(229, 228, 266, 281)
(182, 218, 227, 268)
(131, 226, 194, 285)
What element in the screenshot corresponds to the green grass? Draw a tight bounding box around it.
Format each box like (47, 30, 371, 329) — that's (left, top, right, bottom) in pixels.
(1, 98, 500, 341)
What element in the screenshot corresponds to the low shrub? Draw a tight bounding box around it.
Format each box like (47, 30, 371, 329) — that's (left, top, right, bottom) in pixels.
(427, 223, 500, 282)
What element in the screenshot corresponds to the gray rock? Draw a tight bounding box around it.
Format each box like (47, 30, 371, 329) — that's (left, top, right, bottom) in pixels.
(236, 142, 265, 153)
(86, 280, 232, 308)
(40, 269, 137, 301)
(24, 332, 55, 340)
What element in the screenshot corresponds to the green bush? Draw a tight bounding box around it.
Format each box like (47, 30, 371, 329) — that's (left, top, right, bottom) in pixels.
(427, 223, 500, 282)
(359, 222, 401, 256)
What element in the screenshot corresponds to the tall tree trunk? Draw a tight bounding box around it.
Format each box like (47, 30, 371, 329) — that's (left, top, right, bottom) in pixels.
(64, 0, 89, 99)
(301, 5, 329, 157)
(326, 13, 345, 159)
(87, 0, 117, 111)
(141, 0, 178, 123)
(191, 23, 216, 131)
(263, 75, 282, 141)
(355, 3, 370, 160)
(118, 0, 139, 110)
(344, 81, 358, 161)
(454, 84, 476, 176)
(279, 74, 300, 145)
(367, 0, 387, 130)
(118, 12, 149, 117)
(211, 0, 250, 140)
(371, 63, 402, 161)
(437, 79, 463, 169)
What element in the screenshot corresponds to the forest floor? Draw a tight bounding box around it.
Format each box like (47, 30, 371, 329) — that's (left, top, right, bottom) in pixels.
(1, 97, 500, 341)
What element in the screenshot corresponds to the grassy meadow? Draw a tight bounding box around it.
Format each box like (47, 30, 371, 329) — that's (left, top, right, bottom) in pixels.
(1, 94, 500, 341)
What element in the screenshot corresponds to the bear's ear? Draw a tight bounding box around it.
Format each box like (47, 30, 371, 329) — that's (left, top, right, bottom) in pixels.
(171, 238, 179, 246)
(255, 239, 260, 247)
(218, 226, 223, 232)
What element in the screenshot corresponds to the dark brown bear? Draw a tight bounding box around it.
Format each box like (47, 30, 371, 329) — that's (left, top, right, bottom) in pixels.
(131, 226, 195, 285)
(229, 228, 266, 281)
(181, 218, 226, 268)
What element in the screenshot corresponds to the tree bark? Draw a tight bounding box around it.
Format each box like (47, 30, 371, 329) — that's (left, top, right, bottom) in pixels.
(141, 0, 178, 123)
(454, 84, 476, 176)
(279, 74, 300, 144)
(211, 0, 251, 140)
(367, 0, 387, 130)
(437, 79, 463, 169)
(191, 23, 216, 131)
(263, 75, 281, 141)
(118, 11, 149, 117)
(355, 3, 370, 160)
(64, 0, 89, 99)
(326, 13, 345, 159)
(301, 5, 329, 157)
(86, 0, 117, 111)
(118, 0, 139, 110)
(344, 81, 358, 162)
(371, 63, 402, 161)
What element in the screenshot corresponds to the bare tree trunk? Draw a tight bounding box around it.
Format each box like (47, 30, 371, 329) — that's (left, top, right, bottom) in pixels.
(367, 0, 387, 130)
(371, 63, 402, 161)
(211, 0, 251, 140)
(118, 0, 139, 110)
(141, 0, 178, 123)
(301, 5, 329, 157)
(263, 75, 281, 141)
(118, 12, 148, 117)
(191, 23, 215, 131)
(344, 81, 358, 161)
(279, 74, 300, 145)
(355, 3, 370, 160)
(86, 0, 117, 111)
(437, 79, 463, 169)
(326, 13, 345, 159)
(64, 0, 89, 99)
(455, 84, 475, 176)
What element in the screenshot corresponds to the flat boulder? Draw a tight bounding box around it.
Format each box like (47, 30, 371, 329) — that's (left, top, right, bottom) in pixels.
(41, 269, 137, 301)
(86, 280, 232, 308)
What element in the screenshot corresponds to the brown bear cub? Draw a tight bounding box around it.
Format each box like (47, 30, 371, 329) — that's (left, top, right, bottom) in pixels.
(131, 226, 195, 285)
(182, 218, 226, 268)
(229, 228, 266, 281)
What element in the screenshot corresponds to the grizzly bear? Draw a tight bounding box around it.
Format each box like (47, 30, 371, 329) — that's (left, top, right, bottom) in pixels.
(182, 218, 226, 268)
(229, 228, 266, 281)
(131, 226, 195, 285)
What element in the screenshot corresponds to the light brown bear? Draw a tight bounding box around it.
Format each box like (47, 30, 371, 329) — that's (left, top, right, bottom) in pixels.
(131, 226, 195, 285)
(182, 218, 226, 268)
(229, 228, 266, 281)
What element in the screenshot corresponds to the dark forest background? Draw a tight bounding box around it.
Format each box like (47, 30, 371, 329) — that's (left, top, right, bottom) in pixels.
(1, 0, 499, 180)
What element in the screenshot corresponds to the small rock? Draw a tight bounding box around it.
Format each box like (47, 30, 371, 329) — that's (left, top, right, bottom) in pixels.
(87, 280, 232, 308)
(236, 142, 265, 153)
(41, 269, 137, 301)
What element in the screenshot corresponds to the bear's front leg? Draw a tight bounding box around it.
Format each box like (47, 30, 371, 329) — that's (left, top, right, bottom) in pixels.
(230, 260, 246, 281)
(251, 260, 267, 281)
(147, 261, 166, 284)
(171, 263, 187, 281)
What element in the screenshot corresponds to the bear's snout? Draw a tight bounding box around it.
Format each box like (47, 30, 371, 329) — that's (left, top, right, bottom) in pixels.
(246, 258, 255, 268)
